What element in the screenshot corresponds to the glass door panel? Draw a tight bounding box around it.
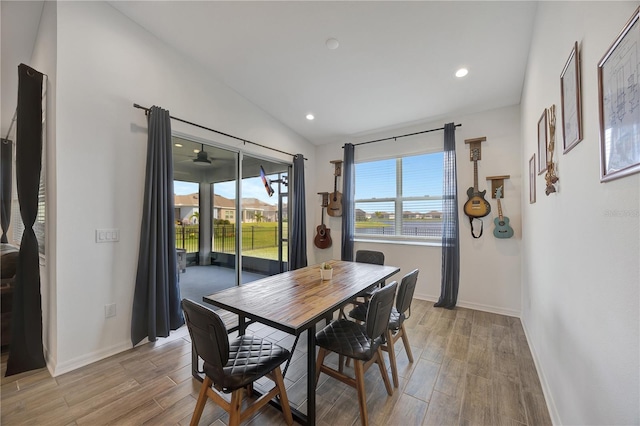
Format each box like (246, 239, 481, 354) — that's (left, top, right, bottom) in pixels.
(172, 136, 239, 301)
(240, 155, 289, 283)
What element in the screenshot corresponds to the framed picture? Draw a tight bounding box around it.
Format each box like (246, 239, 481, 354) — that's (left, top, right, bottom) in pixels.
(598, 6, 640, 182)
(537, 109, 548, 175)
(561, 41, 583, 153)
(529, 154, 536, 204)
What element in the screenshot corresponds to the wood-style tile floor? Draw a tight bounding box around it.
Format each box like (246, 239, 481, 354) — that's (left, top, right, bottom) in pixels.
(0, 300, 552, 425)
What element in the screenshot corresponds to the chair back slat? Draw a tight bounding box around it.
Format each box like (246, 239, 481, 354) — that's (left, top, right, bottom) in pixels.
(355, 250, 385, 265)
(365, 281, 397, 339)
(181, 299, 229, 368)
(396, 269, 419, 315)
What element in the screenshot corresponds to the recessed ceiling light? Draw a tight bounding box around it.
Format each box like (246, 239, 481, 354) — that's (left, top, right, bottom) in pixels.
(174, 143, 183, 148)
(326, 38, 339, 50)
(455, 68, 469, 78)
(306, 114, 315, 120)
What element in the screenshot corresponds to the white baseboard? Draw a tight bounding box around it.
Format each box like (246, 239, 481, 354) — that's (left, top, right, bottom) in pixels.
(520, 320, 560, 425)
(49, 340, 132, 377)
(43, 343, 56, 377)
(413, 292, 521, 318)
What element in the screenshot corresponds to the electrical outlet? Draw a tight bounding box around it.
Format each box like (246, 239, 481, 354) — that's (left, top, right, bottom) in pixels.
(105, 303, 117, 318)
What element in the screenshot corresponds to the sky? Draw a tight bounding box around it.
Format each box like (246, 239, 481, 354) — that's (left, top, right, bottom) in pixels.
(174, 176, 281, 205)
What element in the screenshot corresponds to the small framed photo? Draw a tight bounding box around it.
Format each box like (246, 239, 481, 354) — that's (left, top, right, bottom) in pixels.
(529, 154, 536, 204)
(537, 109, 548, 175)
(561, 41, 583, 153)
(598, 6, 640, 182)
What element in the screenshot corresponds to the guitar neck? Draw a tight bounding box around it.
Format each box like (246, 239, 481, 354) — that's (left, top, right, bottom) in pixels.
(497, 198, 503, 220)
(473, 160, 479, 192)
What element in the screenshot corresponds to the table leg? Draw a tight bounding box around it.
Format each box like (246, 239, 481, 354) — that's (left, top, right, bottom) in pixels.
(238, 315, 246, 335)
(307, 327, 316, 425)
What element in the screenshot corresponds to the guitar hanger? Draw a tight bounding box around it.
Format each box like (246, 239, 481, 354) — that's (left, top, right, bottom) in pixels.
(486, 175, 511, 198)
(464, 136, 486, 160)
(327, 160, 343, 217)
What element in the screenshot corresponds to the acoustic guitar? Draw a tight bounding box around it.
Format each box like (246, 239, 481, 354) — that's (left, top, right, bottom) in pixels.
(463, 148, 491, 218)
(314, 193, 332, 249)
(327, 161, 343, 217)
(493, 186, 514, 239)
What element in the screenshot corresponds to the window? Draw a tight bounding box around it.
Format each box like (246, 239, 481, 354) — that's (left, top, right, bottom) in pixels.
(12, 172, 45, 255)
(355, 152, 443, 241)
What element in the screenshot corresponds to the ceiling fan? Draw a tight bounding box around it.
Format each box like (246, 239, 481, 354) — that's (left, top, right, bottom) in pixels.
(192, 144, 211, 166)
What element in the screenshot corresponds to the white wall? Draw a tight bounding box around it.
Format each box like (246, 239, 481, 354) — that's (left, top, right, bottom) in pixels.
(50, 1, 315, 374)
(521, 2, 639, 425)
(313, 105, 522, 316)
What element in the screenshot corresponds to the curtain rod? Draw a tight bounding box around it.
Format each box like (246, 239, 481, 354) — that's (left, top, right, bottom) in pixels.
(133, 103, 306, 160)
(345, 123, 462, 147)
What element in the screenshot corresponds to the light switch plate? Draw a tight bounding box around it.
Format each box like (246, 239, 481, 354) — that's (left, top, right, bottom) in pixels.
(96, 229, 120, 243)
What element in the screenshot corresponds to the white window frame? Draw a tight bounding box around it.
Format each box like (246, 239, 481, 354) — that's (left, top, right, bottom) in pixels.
(354, 153, 443, 246)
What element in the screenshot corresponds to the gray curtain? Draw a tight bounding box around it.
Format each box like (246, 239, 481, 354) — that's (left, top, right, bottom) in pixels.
(289, 154, 307, 270)
(434, 123, 460, 309)
(131, 106, 183, 346)
(6, 64, 46, 376)
(341, 143, 355, 261)
(1, 138, 13, 243)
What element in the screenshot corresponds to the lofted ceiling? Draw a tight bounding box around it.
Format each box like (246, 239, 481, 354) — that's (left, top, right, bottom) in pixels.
(2, 1, 538, 145)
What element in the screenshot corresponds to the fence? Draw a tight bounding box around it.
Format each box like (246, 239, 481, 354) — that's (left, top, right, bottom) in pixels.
(356, 223, 442, 238)
(176, 224, 281, 254)
(215, 225, 280, 253)
(176, 224, 199, 253)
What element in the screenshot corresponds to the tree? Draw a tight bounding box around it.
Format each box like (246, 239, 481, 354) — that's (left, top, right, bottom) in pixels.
(254, 211, 264, 223)
(190, 211, 200, 224)
(374, 211, 384, 219)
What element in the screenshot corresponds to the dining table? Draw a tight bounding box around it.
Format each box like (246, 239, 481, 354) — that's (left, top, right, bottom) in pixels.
(201, 259, 400, 425)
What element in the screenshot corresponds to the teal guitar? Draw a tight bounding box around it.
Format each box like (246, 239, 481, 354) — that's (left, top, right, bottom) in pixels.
(493, 187, 514, 239)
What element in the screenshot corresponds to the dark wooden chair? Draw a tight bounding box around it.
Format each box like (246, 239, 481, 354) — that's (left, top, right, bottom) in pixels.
(334, 249, 386, 322)
(181, 299, 293, 426)
(348, 269, 419, 387)
(353, 250, 386, 299)
(315, 282, 398, 426)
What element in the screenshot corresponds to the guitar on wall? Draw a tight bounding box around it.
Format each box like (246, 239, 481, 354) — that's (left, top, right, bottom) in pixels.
(314, 192, 332, 249)
(327, 160, 343, 217)
(463, 147, 491, 238)
(493, 186, 514, 239)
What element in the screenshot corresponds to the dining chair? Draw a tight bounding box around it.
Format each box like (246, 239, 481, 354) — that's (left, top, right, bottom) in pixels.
(355, 250, 386, 294)
(335, 249, 387, 322)
(181, 299, 293, 426)
(348, 269, 419, 387)
(315, 282, 398, 426)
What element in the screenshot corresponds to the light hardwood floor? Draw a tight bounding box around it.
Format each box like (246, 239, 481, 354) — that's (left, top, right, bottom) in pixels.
(0, 300, 552, 425)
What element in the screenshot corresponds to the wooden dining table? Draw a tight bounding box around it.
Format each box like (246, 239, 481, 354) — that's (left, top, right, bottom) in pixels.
(202, 259, 400, 425)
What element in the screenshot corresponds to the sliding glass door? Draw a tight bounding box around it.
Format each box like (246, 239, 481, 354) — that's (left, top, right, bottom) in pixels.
(172, 136, 290, 301)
